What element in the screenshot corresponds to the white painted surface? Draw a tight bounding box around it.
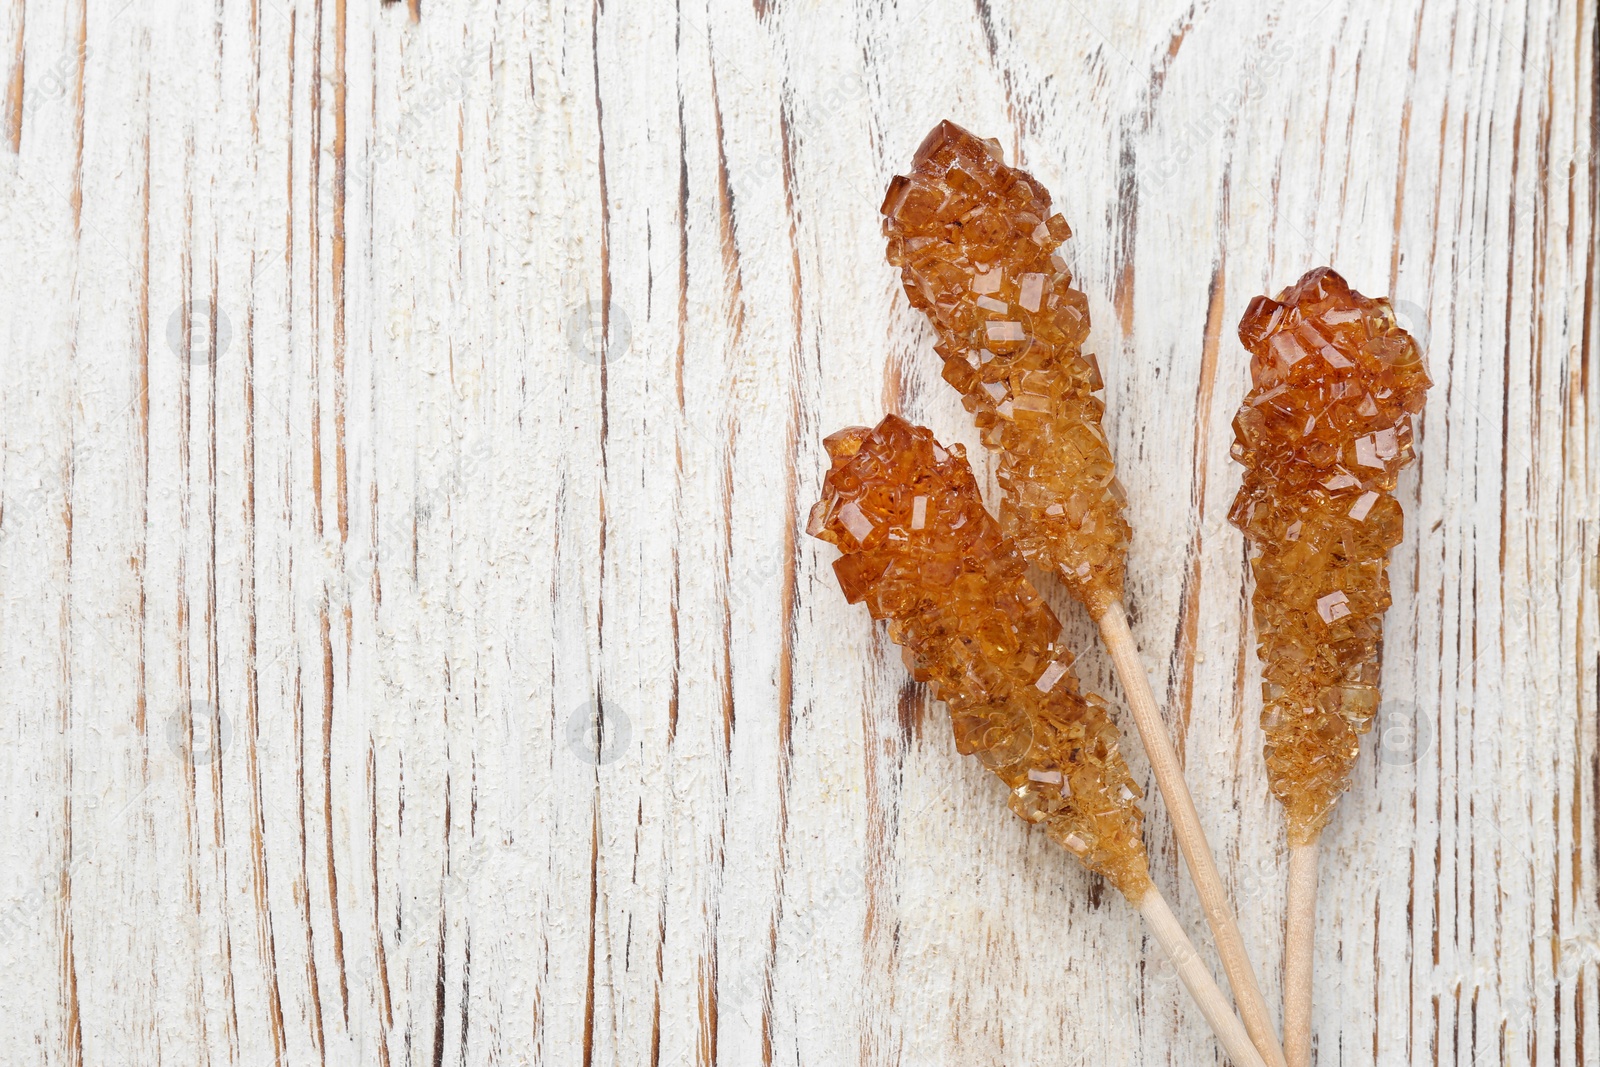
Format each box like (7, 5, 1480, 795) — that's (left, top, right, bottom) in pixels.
(0, 2, 1595, 1064)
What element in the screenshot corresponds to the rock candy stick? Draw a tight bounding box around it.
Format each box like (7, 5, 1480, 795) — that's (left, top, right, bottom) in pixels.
(881, 121, 1129, 615)
(809, 414, 1266, 1067)
(882, 120, 1284, 1067)
(1227, 268, 1431, 1067)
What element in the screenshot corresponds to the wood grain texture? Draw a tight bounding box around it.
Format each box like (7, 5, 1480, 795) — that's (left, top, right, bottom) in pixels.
(0, 1, 1594, 1064)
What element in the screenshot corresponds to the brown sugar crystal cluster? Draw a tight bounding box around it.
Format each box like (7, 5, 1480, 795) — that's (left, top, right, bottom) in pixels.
(1227, 268, 1431, 843)
(882, 121, 1131, 618)
(807, 414, 1151, 897)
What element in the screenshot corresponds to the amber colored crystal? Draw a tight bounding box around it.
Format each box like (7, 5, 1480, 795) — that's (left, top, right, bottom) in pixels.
(1227, 268, 1431, 844)
(882, 121, 1131, 617)
(808, 414, 1151, 897)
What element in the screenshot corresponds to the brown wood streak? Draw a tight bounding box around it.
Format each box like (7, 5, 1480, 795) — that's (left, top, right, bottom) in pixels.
(177, 136, 203, 1045)
(209, 233, 244, 1057)
(1571, 5, 1597, 1056)
(285, 9, 296, 363)
(1330, 40, 1365, 264)
(697, 950, 717, 1065)
(1584, 2, 1598, 409)
(1372, 892, 1380, 1064)
(1585, 0, 1600, 957)
(1231, 536, 1253, 769)
(653, 27, 691, 1065)
(650, 887, 664, 1067)
(1111, 6, 1192, 340)
(1535, 11, 1565, 1058)
(710, 45, 743, 751)
(758, 94, 804, 1067)
(1111, 108, 1145, 330)
(368, 741, 393, 1028)
(245, 262, 289, 1063)
(1500, 49, 1532, 1061)
(1571, 0, 1593, 966)
(132, 78, 158, 1048)
(283, 11, 328, 1063)
(703, 23, 750, 1066)
(458, 920, 471, 1061)
(972, 0, 998, 65)
(326, 0, 354, 1038)
(321, 597, 349, 1026)
(60, 52, 81, 1059)
(708, 50, 746, 359)
(1432, 86, 1467, 1056)
(1389, 0, 1429, 293)
(1458, 19, 1499, 1055)
(1310, 12, 1344, 264)
(432, 903, 446, 1067)
(583, 806, 599, 1067)
(432, 718, 454, 1067)
(586, 2, 610, 1064)
(1166, 250, 1228, 764)
(59, 694, 80, 1067)
(594, 0, 611, 451)
(858, 669, 901, 1067)
(3, 0, 22, 151)
(68, 0, 82, 231)
(332, 0, 348, 547)
(309, 0, 324, 540)
(1579, 968, 1589, 1067)
(1408, 27, 1453, 1057)
(135, 35, 150, 741)
(1406, 843, 1416, 1064)
(301, 0, 346, 1031)
(295, 664, 328, 1064)
(365, 42, 379, 610)
(669, 83, 687, 747)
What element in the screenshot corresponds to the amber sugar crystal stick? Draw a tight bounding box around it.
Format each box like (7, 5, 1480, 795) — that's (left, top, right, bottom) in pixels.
(809, 414, 1265, 1067)
(882, 120, 1285, 1067)
(1227, 268, 1431, 1067)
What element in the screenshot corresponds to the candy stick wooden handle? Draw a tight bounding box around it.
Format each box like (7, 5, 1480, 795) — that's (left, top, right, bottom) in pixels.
(1098, 599, 1287, 1067)
(1284, 837, 1321, 1067)
(1137, 887, 1269, 1067)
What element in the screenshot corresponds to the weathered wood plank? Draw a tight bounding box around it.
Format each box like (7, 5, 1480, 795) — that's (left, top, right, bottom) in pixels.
(0, 2, 1593, 1065)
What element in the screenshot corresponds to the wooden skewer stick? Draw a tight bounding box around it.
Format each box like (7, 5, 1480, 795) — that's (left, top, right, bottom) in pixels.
(1097, 599, 1288, 1067)
(812, 414, 1274, 1065)
(1283, 837, 1321, 1067)
(1136, 885, 1269, 1067)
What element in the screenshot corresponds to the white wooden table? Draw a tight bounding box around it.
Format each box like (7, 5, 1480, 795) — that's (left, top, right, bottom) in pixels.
(0, 2, 1594, 1064)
